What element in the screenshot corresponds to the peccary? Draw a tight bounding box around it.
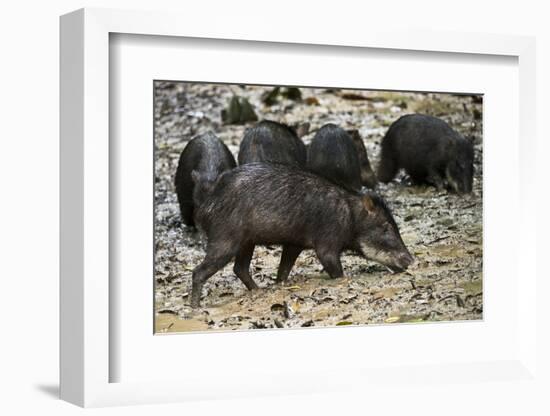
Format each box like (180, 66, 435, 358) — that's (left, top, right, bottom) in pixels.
(191, 162, 413, 307)
(174, 132, 236, 227)
(238, 120, 309, 167)
(307, 124, 363, 192)
(377, 114, 474, 193)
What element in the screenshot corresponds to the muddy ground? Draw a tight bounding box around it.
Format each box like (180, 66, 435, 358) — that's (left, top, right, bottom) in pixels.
(154, 82, 483, 333)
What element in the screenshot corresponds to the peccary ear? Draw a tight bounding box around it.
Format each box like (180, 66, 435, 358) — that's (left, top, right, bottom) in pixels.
(362, 194, 376, 213)
(191, 170, 201, 184)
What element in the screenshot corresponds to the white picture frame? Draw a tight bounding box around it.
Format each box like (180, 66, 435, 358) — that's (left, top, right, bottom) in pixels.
(60, 7, 539, 408)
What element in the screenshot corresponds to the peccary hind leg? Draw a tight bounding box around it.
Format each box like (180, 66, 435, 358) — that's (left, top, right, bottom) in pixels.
(276, 244, 302, 283)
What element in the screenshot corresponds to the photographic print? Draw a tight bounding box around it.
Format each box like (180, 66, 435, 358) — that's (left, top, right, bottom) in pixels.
(154, 82, 482, 333)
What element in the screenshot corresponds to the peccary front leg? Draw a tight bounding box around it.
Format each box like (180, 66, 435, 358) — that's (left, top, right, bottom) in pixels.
(426, 171, 446, 191)
(179, 201, 195, 227)
(276, 245, 302, 283)
(233, 243, 259, 290)
(425, 165, 447, 191)
(190, 243, 235, 308)
(315, 246, 344, 279)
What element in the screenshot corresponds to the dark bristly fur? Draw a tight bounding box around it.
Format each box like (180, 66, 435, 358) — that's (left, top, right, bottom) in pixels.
(377, 114, 474, 193)
(174, 132, 236, 227)
(346, 129, 378, 189)
(238, 120, 307, 167)
(191, 163, 413, 307)
(307, 124, 364, 192)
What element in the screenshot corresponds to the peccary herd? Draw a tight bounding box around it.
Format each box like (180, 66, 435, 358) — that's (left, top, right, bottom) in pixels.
(174, 114, 475, 308)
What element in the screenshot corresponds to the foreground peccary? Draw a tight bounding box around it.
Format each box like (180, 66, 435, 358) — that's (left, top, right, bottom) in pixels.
(377, 114, 474, 193)
(174, 132, 236, 227)
(347, 129, 378, 188)
(191, 163, 413, 307)
(307, 124, 364, 192)
(238, 120, 309, 167)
